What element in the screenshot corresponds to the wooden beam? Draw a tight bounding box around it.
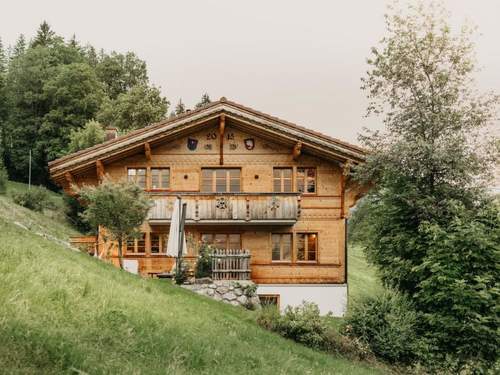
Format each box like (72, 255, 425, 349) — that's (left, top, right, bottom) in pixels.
(340, 160, 352, 219)
(65, 172, 76, 195)
(219, 114, 225, 165)
(96, 160, 105, 183)
(144, 142, 152, 161)
(292, 142, 302, 160)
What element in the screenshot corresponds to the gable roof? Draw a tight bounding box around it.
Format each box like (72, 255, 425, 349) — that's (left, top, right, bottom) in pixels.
(49, 97, 367, 181)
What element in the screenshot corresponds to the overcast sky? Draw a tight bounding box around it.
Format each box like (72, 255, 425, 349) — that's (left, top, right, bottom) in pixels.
(1, 0, 499, 145)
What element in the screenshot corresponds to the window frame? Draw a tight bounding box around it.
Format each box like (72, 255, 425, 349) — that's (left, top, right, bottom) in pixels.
(125, 233, 147, 255)
(296, 232, 318, 263)
(296, 167, 317, 195)
(273, 167, 293, 193)
(201, 168, 241, 193)
(150, 168, 170, 191)
(127, 167, 147, 189)
(271, 233, 292, 262)
(150, 233, 169, 255)
(201, 233, 242, 250)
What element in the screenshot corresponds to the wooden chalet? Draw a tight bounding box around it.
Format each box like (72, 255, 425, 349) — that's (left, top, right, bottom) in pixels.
(49, 98, 367, 316)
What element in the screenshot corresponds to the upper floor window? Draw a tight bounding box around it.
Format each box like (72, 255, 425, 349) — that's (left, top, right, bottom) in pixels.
(272, 233, 292, 261)
(297, 167, 316, 194)
(297, 233, 317, 262)
(151, 168, 170, 190)
(201, 168, 241, 193)
(201, 233, 241, 249)
(273, 168, 292, 193)
(128, 168, 146, 189)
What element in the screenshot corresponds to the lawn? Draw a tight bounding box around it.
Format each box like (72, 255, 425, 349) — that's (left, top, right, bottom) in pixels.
(0, 184, 383, 374)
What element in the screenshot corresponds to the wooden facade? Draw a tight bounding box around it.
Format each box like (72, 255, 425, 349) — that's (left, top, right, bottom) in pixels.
(49, 98, 367, 285)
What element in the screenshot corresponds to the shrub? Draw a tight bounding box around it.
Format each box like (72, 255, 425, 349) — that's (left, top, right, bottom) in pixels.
(12, 187, 55, 212)
(344, 290, 421, 364)
(194, 243, 213, 279)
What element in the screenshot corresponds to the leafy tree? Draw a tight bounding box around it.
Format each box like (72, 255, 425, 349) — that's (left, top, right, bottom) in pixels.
(195, 93, 211, 109)
(95, 51, 148, 100)
(67, 119, 106, 153)
(97, 83, 168, 132)
(174, 98, 186, 115)
(355, 1, 499, 367)
(79, 179, 151, 269)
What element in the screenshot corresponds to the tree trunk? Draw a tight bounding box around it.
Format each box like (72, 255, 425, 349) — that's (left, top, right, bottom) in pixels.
(117, 237, 124, 269)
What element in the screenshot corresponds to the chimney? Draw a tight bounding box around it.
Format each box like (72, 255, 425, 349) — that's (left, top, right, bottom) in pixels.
(105, 127, 118, 141)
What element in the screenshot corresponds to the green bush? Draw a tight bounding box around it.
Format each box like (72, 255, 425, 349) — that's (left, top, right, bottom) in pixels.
(194, 243, 213, 279)
(0, 159, 7, 194)
(344, 290, 421, 364)
(257, 302, 373, 360)
(12, 187, 55, 212)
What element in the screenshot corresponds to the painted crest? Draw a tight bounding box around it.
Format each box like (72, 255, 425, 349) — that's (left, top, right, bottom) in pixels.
(187, 138, 198, 151)
(244, 138, 255, 150)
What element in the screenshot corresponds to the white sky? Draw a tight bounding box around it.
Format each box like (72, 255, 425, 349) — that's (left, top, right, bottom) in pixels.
(1, 0, 499, 145)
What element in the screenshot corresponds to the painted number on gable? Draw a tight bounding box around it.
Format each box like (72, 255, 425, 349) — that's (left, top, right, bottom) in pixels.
(206, 132, 217, 140)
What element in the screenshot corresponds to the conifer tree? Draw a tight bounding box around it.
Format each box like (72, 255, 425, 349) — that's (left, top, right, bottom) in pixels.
(195, 93, 211, 109)
(174, 99, 186, 115)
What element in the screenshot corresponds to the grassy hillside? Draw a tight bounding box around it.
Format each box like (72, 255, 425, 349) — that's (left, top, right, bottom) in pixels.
(348, 244, 383, 303)
(0, 184, 382, 374)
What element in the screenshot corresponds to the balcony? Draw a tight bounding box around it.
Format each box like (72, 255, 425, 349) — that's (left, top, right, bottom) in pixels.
(147, 192, 300, 225)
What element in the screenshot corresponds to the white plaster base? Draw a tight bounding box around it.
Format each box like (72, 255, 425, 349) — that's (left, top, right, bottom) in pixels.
(256, 284, 348, 317)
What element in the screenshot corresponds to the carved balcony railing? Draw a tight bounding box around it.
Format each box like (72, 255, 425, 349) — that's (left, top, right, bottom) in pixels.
(147, 192, 300, 225)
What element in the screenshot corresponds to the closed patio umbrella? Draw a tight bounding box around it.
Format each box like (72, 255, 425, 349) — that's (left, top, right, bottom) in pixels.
(166, 197, 187, 259)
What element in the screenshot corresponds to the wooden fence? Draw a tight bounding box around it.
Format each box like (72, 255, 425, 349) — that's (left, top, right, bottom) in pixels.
(211, 249, 251, 280)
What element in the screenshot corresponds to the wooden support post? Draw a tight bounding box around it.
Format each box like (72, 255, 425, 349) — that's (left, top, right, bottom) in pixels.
(292, 142, 302, 160)
(96, 160, 105, 183)
(340, 160, 352, 219)
(219, 114, 225, 165)
(65, 172, 76, 195)
(144, 142, 152, 161)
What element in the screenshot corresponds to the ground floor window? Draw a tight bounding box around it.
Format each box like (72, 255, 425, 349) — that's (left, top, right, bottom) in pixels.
(150, 233, 169, 254)
(271, 233, 292, 261)
(258, 294, 280, 308)
(126, 233, 146, 254)
(201, 233, 241, 250)
(297, 233, 317, 261)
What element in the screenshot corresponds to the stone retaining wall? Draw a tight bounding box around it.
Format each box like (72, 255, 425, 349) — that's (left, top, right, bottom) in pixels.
(182, 280, 261, 309)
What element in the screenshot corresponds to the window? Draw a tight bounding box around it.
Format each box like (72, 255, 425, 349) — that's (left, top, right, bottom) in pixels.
(271, 233, 292, 261)
(128, 168, 146, 189)
(258, 295, 280, 308)
(151, 233, 161, 254)
(201, 168, 241, 192)
(201, 233, 241, 249)
(151, 168, 170, 190)
(297, 233, 317, 261)
(297, 167, 316, 194)
(273, 168, 292, 193)
(125, 233, 146, 254)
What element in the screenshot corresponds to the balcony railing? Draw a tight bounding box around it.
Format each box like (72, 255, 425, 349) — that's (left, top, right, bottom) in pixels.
(147, 192, 300, 225)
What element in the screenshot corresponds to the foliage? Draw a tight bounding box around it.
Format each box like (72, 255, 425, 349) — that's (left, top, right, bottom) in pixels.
(195, 243, 213, 278)
(97, 83, 168, 132)
(12, 186, 55, 212)
(0, 159, 7, 194)
(174, 258, 189, 285)
(353, 1, 500, 368)
(78, 179, 151, 268)
(67, 119, 106, 153)
(63, 193, 92, 233)
(347, 196, 374, 245)
(195, 93, 211, 109)
(174, 98, 186, 115)
(344, 290, 420, 364)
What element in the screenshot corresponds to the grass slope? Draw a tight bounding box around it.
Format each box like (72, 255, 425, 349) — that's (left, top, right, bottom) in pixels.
(0, 184, 381, 374)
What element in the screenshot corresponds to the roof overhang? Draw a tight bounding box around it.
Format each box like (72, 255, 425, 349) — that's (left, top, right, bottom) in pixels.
(49, 98, 367, 183)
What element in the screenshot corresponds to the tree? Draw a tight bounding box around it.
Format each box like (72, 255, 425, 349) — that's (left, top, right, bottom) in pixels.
(67, 119, 106, 153)
(97, 83, 168, 132)
(95, 51, 148, 100)
(355, 1, 499, 368)
(195, 93, 211, 109)
(174, 98, 186, 115)
(79, 179, 152, 269)
(31, 21, 61, 48)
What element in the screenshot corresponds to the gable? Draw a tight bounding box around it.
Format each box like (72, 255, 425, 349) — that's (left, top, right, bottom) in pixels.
(49, 98, 366, 185)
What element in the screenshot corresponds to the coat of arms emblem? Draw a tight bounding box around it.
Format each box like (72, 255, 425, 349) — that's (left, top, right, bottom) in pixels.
(187, 138, 198, 151)
(244, 138, 255, 150)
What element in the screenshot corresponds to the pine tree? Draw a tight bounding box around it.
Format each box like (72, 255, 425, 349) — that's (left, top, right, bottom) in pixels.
(10, 34, 26, 60)
(31, 21, 58, 48)
(174, 99, 186, 115)
(195, 92, 211, 109)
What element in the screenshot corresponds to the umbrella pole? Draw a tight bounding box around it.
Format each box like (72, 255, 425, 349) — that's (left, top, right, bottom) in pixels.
(176, 202, 187, 273)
